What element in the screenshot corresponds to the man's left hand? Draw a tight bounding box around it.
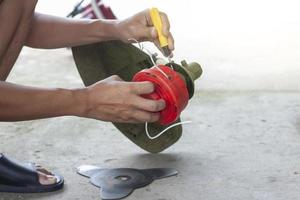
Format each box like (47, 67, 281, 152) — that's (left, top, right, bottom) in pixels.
(114, 9, 175, 55)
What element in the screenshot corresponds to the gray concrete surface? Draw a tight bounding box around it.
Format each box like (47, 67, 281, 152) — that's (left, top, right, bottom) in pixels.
(1, 47, 300, 200)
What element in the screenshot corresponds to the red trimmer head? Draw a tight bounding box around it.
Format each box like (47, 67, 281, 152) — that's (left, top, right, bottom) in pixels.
(133, 61, 202, 125)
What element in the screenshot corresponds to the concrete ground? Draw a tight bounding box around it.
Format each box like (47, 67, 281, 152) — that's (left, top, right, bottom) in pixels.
(1, 1, 300, 199)
(0, 46, 300, 200)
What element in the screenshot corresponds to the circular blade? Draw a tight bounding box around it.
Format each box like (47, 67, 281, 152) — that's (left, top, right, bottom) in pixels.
(90, 168, 154, 189)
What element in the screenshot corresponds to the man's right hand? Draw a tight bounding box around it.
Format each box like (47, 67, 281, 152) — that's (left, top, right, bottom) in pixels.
(76, 75, 166, 123)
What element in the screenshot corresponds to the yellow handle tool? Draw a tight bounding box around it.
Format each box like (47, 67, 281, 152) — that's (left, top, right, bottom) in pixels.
(150, 7, 171, 57)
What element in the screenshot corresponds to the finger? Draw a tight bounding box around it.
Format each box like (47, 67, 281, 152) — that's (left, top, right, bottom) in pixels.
(152, 34, 172, 56)
(129, 81, 155, 94)
(146, 9, 170, 37)
(131, 109, 160, 123)
(159, 12, 171, 36)
(151, 28, 158, 40)
(168, 33, 175, 51)
(132, 96, 166, 112)
(113, 109, 160, 123)
(153, 39, 164, 54)
(116, 119, 141, 123)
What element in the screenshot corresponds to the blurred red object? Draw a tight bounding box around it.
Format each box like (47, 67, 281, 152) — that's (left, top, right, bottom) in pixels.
(133, 65, 189, 125)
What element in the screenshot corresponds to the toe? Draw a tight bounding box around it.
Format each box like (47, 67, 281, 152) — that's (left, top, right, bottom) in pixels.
(38, 171, 57, 185)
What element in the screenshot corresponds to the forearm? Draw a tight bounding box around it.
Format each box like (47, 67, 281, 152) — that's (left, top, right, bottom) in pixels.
(25, 13, 119, 49)
(0, 81, 86, 121)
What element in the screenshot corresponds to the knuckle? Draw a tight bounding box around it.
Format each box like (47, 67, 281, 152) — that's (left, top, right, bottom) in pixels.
(109, 75, 122, 81)
(111, 75, 119, 79)
(119, 107, 133, 121)
(120, 112, 131, 121)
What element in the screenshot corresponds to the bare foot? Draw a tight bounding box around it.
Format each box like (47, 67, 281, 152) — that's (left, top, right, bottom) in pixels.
(35, 164, 57, 185)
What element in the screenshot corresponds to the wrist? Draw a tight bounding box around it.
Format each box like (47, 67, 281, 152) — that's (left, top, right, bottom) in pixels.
(68, 87, 90, 118)
(93, 19, 121, 41)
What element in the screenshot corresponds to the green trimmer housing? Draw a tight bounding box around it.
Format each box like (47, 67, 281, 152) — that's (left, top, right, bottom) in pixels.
(72, 41, 202, 153)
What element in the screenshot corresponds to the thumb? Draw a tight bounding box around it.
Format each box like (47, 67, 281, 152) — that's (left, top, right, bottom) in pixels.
(130, 81, 155, 95)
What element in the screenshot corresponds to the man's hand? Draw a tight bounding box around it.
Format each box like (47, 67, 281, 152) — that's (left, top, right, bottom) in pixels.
(114, 9, 175, 55)
(77, 75, 166, 123)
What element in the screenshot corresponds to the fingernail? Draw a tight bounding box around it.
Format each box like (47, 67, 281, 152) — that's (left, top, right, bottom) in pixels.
(159, 100, 166, 109)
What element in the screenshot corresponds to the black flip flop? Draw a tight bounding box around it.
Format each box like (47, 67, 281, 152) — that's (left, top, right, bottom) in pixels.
(0, 154, 64, 193)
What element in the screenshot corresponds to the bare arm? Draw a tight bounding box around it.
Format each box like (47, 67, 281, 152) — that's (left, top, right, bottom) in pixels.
(25, 13, 118, 48)
(0, 80, 84, 121)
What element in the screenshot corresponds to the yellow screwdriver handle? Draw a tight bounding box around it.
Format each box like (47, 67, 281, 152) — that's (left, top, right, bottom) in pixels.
(149, 8, 169, 53)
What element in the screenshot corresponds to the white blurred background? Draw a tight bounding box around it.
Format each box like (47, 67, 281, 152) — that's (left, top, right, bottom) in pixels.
(34, 0, 300, 91)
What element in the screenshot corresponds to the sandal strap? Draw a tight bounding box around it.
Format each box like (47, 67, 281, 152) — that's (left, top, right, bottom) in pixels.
(0, 154, 39, 186)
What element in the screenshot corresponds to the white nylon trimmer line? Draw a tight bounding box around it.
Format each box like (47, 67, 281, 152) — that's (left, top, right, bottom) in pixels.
(128, 38, 192, 140)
